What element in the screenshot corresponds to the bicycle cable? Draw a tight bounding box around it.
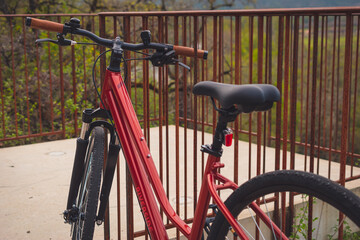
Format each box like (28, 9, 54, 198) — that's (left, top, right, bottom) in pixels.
(91, 49, 135, 145)
(91, 49, 120, 142)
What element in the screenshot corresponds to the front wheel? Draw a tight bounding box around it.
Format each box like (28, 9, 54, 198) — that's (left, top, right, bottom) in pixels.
(208, 170, 360, 240)
(72, 127, 105, 240)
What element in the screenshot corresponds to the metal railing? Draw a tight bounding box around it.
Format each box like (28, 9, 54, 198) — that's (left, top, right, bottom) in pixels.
(1, 7, 360, 239)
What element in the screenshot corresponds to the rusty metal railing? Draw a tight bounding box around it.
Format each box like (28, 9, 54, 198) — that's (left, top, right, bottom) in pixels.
(1, 7, 360, 239)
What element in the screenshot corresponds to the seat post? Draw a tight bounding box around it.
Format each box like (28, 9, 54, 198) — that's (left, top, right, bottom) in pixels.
(211, 108, 238, 152)
(211, 118, 228, 152)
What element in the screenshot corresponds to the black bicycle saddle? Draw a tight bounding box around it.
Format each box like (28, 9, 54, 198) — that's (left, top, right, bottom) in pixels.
(192, 81, 280, 113)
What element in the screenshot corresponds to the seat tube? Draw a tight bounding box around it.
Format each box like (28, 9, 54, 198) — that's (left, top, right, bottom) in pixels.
(189, 154, 220, 240)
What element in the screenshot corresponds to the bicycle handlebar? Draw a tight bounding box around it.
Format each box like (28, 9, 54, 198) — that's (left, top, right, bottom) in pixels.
(25, 17, 208, 60)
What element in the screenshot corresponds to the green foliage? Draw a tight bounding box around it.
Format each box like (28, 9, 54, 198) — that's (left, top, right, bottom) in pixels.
(290, 195, 318, 240)
(328, 219, 360, 240)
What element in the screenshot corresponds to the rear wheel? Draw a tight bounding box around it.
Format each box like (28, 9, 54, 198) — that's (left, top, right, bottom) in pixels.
(72, 127, 105, 240)
(208, 170, 360, 240)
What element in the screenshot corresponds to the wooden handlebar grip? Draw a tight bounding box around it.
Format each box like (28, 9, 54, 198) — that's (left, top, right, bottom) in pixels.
(26, 17, 64, 33)
(173, 45, 208, 59)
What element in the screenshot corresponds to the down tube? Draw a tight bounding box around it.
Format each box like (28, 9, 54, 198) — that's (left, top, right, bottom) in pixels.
(103, 74, 168, 239)
(103, 70, 191, 238)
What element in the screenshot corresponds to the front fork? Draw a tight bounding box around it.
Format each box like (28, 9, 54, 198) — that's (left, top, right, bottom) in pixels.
(64, 108, 121, 223)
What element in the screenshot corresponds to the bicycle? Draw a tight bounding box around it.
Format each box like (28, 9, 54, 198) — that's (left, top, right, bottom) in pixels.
(26, 17, 360, 240)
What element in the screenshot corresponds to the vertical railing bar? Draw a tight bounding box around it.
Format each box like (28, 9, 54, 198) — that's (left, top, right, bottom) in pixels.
(316, 16, 325, 174)
(142, 16, 148, 141)
(239, 16, 243, 132)
(22, 17, 31, 136)
(35, 30, 43, 134)
(116, 156, 121, 240)
(152, 17, 156, 121)
(206, 16, 209, 133)
(201, 16, 208, 186)
(164, 16, 170, 226)
(256, 15, 264, 240)
(274, 15, 284, 230)
(212, 15, 217, 138)
(201, 16, 205, 181)
(304, 16, 312, 172)
(189, 17, 194, 129)
(205, 17, 209, 126)
(322, 16, 329, 173)
(334, 17, 341, 153)
(57, 16, 65, 138)
(275, 15, 284, 172)
(193, 15, 199, 219)
(308, 13, 319, 240)
(126, 163, 134, 240)
(290, 15, 299, 171)
(234, 15, 240, 184)
(113, 16, 117, 37)
(329, 16, 337, 178)
(133, 17, 137, 112)
(337, 13, 354, 240)
(350, 16, 360, 175)
(340, 13, 352, 185)
(91, 16, 98, 105)
(47, 30, 54, 132)
(10, 21, 18, 137)
(217, 15, 223, 198)
(0, 33, 5, 138)
(146, 17, 151, 146)
(81, 16, 87, 104)
(143, 15, 150, 240)
(282, 15, 290, 171)
(299, 16, 305, 153)
(99, 15, 106, 96)
(310, 14, 320, 174)
(289, 16, 300, 232)
(257, 15, 263, 178)
(263, 16, 268, 175)
(266, 16, 272, 149)
(219, 16, 223, 84)
(71, 17, 78, 137)
(157, 15, 164, 220)
(181, 15, 188, 220)
(248, 16, 253, 180)
(281, 14, 291, 233)
(173, 15, 181, 240)
(230, 16, 233, 86)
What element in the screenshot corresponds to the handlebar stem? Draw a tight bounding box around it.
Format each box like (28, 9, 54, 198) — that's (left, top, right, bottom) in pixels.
(107, 37, 123, 72)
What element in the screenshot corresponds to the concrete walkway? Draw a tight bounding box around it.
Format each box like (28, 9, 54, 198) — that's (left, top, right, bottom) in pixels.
(0, 126, 359, 239)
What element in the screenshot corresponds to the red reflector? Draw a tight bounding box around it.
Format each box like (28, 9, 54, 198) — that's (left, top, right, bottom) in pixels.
(224, 132, 233, 147)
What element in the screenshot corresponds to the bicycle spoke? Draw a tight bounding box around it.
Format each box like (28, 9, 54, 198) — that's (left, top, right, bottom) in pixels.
(263, 197, 277, 240)
(247, 206, 266, 240)
(235, 218, 255, 240)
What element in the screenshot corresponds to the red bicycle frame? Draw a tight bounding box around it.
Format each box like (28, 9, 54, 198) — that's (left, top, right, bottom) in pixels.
(100, 69, 287, 240)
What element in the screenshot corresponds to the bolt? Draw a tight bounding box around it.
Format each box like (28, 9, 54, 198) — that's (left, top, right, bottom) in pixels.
(140, 137, 144, 141)
(147, 154, 151, 158)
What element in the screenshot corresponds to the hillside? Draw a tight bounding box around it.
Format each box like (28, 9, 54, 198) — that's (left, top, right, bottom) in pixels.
(254, 0, 360, 9)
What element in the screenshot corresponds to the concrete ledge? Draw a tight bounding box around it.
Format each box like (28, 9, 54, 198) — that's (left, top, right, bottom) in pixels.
(0, 126, 359, 239)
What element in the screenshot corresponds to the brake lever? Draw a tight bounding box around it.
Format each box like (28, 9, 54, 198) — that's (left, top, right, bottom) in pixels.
(176, 60, 191, 71)
(35, 38, 59, 45)
(35, 34, 77, 46)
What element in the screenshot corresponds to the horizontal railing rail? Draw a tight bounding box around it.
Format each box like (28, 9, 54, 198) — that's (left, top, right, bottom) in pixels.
(1, 7, 360, 239)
